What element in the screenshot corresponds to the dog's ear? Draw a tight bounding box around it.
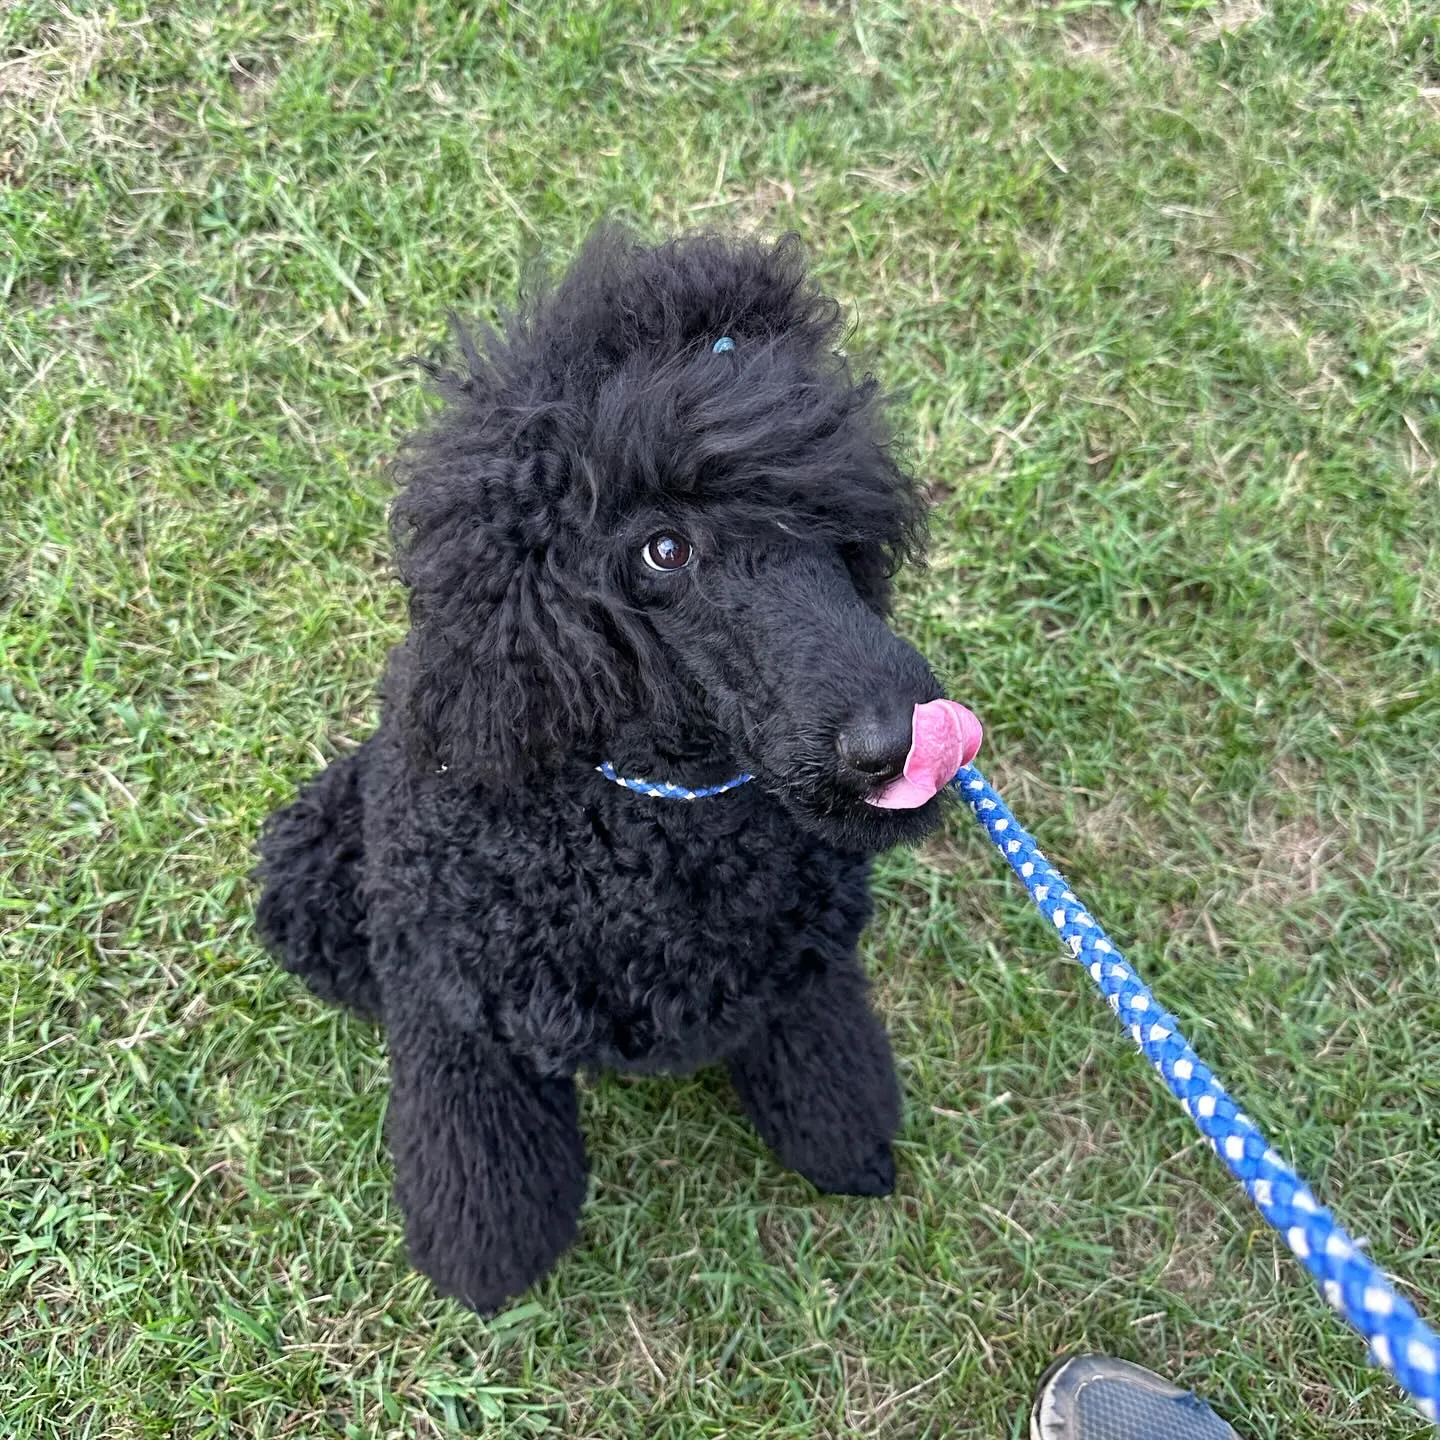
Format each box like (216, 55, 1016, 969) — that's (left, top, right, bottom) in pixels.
(389, 441, 633, 784)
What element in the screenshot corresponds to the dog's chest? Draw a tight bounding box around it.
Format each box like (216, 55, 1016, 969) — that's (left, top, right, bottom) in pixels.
(426, 784, 873, 1071)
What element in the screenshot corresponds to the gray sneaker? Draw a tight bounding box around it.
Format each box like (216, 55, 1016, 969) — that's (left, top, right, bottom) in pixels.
(1031, 1355, 1243, 1440)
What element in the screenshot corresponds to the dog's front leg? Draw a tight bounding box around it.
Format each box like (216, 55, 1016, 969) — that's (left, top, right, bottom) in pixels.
(727, 955, 901, 1197)
(385, 998, 588, 1314)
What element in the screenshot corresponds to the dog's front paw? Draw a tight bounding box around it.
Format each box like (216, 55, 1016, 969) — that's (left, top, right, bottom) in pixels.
(805, 1139, 895, 1198)
(404, 1193, 583, 1316)
(412, 1239, 556, 1317)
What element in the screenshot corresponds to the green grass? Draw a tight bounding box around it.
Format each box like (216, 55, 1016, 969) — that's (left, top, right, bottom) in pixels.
(3, 0, 1440, 1434)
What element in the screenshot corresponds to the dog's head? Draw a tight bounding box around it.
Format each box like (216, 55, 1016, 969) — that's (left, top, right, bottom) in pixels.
(392, 228, 954, 848)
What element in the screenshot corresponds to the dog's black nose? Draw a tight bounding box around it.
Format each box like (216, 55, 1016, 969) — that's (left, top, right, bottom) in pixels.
(837, 712, 913, 785)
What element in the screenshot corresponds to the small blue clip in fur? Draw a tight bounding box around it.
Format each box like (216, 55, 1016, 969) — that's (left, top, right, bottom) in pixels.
(712, 336, 735, 353)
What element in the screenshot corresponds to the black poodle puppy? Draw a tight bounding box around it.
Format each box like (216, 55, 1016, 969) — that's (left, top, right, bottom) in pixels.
(255, 228, 968, 1314)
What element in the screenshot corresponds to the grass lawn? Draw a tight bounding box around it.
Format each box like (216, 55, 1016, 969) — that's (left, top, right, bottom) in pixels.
(4, 0, 1440, 1434)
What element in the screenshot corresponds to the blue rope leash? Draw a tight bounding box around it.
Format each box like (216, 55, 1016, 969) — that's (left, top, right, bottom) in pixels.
(953, 762, 1439, 1423)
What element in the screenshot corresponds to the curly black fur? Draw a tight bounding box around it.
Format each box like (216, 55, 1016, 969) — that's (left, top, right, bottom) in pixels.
(255, 228, 953, 1313)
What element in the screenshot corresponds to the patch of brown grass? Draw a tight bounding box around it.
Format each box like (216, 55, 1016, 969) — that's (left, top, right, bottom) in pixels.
(0, 5, 108, 111)
(1061, 10, 1125, 70)
(1187, 0, 1265, 41)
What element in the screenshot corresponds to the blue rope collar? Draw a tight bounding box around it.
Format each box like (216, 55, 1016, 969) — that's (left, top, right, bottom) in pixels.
(594, 753, 1440, 1423)
(595, 760, 753, 800)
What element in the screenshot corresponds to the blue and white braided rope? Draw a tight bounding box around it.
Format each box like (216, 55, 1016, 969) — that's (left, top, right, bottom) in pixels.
(954, 762, 1440, 1423)
(594, 760, 754, 801)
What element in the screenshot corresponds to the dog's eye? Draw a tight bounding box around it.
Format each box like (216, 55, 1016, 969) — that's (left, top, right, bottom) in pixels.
(642, 532, 693, 572)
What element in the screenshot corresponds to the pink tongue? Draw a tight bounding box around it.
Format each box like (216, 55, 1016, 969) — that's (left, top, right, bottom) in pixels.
(866, 699, 983, 810)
